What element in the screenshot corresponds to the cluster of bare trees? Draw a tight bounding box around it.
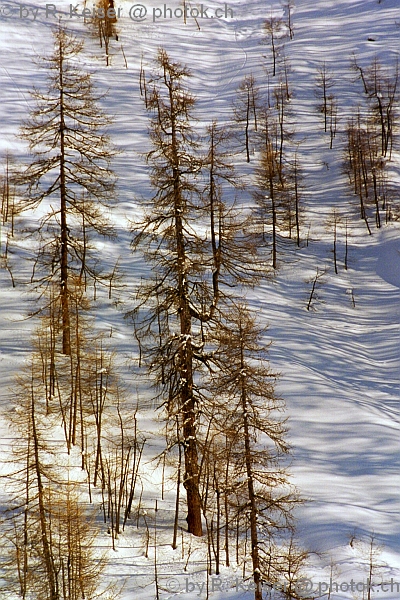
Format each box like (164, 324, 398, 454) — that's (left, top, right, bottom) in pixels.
(253, 95, 303, 268)
(235, 23, 398, 271)
(0, 27, 136, 599)
(130, 48, 306, 598)
(344, 56, 399, 231)
(234, 9, 306, 270)
(2, 333, 114, 600)
(345, 112, 391, 232)
(233, 61, 303, 268)
(3, 7, 399, 599)
(90, 0, 119, 66)
(199, 306, 305, 599)
(2, 273, 144, 597)
(352, 56, 398, 159)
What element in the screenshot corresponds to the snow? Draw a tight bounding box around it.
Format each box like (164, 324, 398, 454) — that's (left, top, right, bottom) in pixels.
(1, 0, 400, 598)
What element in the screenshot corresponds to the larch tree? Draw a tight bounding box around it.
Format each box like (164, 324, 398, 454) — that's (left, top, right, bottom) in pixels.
(253, 109, 283, 269)
(314, 62, 335, 133)
(283, 0, 295, 40)
(233, 74, 260, 163)
(208, 304, 301, 600)
(344, 111, 390, 232)
(351, 55, 398, 159)
(19, 26, 116, 355)
(131, 49, 262, 537)
(1, 277, 135, 598)
(263, 15, 287, 77)
(2, 349, 115, 600)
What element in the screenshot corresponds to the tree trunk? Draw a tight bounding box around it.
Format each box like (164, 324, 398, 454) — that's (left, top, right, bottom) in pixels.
(30, 376, 58, 600)
(245, 86, 250, 163)
(294, 156, 300, 247)
(59, 40, 71, 355)
(239, 342, 262, 600)
(169, 75, 203, 535)
(269, 176, 277, 270)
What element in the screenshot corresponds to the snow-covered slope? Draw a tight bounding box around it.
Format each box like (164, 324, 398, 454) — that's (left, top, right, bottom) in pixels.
(1, 1, 399, 598)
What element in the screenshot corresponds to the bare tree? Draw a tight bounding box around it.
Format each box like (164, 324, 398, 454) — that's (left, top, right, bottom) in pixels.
(263, 15, 287, 77)
(234, 75, 261, 162)
(207, 304, 302, 600)
(2, 349, 115, 600)
(351, 532, 388, 600)
(130, 50, 262, 536)
(282, 0, 295, 40)
(19, 26, 116, 355)
(344, 111, 389, 233)
(351, 55, 398, 159)
(306, 267, 326, 311)
(274, 80, 293, 179)
(253, 108, 287, 268)
(325, 208, 342, 274)
(327, 94, 338, 148)
(91, 0, 119, 66)
(315, 62, 335, 133)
